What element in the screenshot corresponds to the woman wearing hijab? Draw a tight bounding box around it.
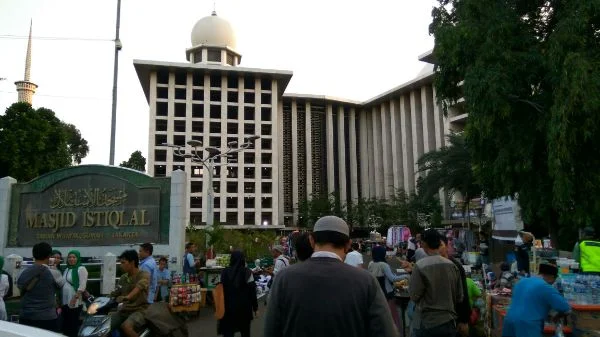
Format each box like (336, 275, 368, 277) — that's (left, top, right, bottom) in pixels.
(218, 250, 258, 337)
(368, 245, 409, 332)
(61, 250, 88, 337)
(0, 257, 9, 320)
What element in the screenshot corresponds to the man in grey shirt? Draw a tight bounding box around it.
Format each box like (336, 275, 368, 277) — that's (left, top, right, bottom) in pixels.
(409, 229, 463, 337)
(264, 216, 398, 337)
(17, 242, 65, 332)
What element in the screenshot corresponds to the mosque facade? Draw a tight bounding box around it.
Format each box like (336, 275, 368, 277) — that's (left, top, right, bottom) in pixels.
(135, 12, 466, 228)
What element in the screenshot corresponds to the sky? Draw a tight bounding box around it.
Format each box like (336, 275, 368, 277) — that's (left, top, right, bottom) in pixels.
(0, 0, 437, 166)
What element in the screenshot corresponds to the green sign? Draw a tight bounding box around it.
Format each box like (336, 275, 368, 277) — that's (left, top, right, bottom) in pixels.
(8, 165, 171, 247)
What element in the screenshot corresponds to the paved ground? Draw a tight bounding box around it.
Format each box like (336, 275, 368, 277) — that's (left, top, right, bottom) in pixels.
(187, 302, 267, 337)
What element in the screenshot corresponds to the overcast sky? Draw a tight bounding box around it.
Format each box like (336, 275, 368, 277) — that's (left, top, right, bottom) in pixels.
(0, 0, 437, 166)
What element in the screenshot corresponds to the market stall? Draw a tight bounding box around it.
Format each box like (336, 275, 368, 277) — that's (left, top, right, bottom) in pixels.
(169, 274, 205, 313)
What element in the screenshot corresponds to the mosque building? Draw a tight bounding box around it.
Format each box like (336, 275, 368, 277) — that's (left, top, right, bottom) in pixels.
(134, 11, 466, 229)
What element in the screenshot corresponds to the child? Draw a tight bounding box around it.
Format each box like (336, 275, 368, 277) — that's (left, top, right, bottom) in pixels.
(496, 262, 516, 289)
(156, 257, 171, 302)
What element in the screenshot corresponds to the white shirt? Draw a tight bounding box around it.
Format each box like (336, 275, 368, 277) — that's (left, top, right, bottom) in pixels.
(344, 250, 364, 267)
(62, 266, 88, 308)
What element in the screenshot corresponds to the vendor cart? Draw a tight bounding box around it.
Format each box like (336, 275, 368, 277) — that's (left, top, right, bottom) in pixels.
(169, 283, 206, 314)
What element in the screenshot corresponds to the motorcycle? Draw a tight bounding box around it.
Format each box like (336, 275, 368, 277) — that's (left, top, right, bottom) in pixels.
(78, 296, 151, 337)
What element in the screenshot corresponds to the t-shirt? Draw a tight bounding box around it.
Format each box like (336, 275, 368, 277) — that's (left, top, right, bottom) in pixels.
(17, 264, 65, 320)
(139, 256, 158, 304)
(505, 276, 570, 322)
(157, 268, 171, 300)
(466, 278, 481, 307)
(110, 270, 150, 313)
(344, 250, 364, 267)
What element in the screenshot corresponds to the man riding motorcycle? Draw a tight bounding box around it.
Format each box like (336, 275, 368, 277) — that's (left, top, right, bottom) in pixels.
(110, 250, 150, 337)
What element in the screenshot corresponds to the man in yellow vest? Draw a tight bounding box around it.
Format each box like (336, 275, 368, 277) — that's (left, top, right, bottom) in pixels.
(573, 227, 600, 274)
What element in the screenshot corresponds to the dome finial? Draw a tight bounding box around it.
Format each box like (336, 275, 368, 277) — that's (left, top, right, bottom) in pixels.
(212, 0, 217, 16)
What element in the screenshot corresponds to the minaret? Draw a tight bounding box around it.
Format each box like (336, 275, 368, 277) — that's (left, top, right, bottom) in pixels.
(14, 20, 38, 105)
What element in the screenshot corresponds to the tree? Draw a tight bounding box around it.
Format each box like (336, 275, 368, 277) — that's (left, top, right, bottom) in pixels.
(297, 193, 344, 228)
(0, 102, 89, 182)
(430, 0, 600, 248)
(120, 150, 146, 172)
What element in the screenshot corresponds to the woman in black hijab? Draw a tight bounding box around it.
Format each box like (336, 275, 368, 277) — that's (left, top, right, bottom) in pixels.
(218, 250, 258, 337)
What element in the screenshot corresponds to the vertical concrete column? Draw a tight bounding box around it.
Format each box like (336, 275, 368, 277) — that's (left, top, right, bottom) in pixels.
(0, 177, 17, 256)
(291, 100, 299, 224)
(367, 110, 376, 198)
(326, 104, 335, 194)
(202, 73, 211, 223)
(400, 95, 415, 192)
(380, 102, 393, 198)
(254, 79, 262, 227)
(272, 82, 283, 226)
(169, 170, 188, 273)
(390, 99, 404, 191)
(147, 71, 157, 176)
(371, 107, 383, 198)
(421, 86, 436, 154)
(359, 110, 369, 199)
(219, 75, 228, 224)
(166, 72, 176, 176)
(410, 90, 424, 185)
(337, 106, 347, 207)
(305, 102, 313, 198)
(101, 253, 117, 294)
(6, 254, 22, 297)
(237, 76, 246, 226)
(348, 108, 359, 201)
(432, 86, 446, 149)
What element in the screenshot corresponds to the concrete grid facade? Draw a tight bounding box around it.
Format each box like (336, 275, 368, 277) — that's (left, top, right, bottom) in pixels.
(135, 12, 466, 229)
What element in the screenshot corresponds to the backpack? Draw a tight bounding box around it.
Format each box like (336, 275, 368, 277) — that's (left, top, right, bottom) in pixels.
(144, 302, 188, 337)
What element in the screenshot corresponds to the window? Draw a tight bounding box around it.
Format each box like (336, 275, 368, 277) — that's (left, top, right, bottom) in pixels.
(191, 180, 202, 192)
(227, 91, 238, 102)
(210, 90, 221, 102)
(193, 89, 203, 101)
(261, 107, 271, 121)
(226, 197, 237, 208)
(262, 124, 272, 135)
(154, 165, 166, 177)
(244, 123, 255, 135)
(262, 167, 272, 179)
(244, 152, 255, 164)
(190, 197, 202, 208)
(156, 101, 168, 116)
(227, 182, 237, 193)
(226, 212, 237, 225)
(213, 197, 220, 207)
(244, 77, 255, 90)
(244, 92, 255, 104)
(261, 78, 272, 91)
(155, 119, 167, 132)
(227, 76, 238, 89)
(175, 72, 187, 85)
(194, 51, 202, 63)
(155, 134, 167, 146)
(262, 213, 273, 226)
(175, 88, 186, 100)
(244, 182, 255, 193)
(192, 103, 204, 118)
(157, 87, 168, 99)
(175, 103, 186, 117)
(244, 197, 255, 208)
(210, 104, 221, 119)
(244, 212, 254, 225)
(261, 138, 272, 150)
(209, 136, 220, 147)
(210, 73, 221, 87)
(261, 153, 272, 164)
(190, 212, 202, 225)
(193, 73, 204, 86)
(192, 166, 203, 178)
(261, 182, 272, 193)
(174, 120, 186, 133)
(172, 164, 184, 171)
(157, 70, 169, 84)
(226, 53, 234, 66)
(192, 121, 203, 133)
(244, 107, 254, 120)
(227, 122, 238, 134)
(227, 105, 238, 119)
(244, 167, 255, 179)
(209, 122, 221, 134)
(261, 93, 271, 105)
(208, 49, 221, 62)
(226, 166, 238, 178)
(172, 153, 183, 163)
(154, 149, 167, 162)
(262, 197, 272, 209)
(173, 135, 186, 146)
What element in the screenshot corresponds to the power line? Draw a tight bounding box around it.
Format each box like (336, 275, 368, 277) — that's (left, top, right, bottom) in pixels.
(0, 90, 110, 101)
(0, 34, 113, 42)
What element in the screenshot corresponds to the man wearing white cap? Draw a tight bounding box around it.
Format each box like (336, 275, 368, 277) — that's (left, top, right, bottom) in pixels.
(264, 216, 398, 337)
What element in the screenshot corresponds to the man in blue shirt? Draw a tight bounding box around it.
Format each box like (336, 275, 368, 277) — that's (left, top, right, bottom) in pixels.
(156, 257, 171, 302)
(183, 242, 199, 275)
(502, 263, 571, 337)
(138, 243, 158, 304)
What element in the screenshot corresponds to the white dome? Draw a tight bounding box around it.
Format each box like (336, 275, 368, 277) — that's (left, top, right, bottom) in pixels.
(191, 12, 236, 49)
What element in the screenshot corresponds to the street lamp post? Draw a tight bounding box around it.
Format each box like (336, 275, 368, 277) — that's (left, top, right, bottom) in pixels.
(165, 135, 260, 254)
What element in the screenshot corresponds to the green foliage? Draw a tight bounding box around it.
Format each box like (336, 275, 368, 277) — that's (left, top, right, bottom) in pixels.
(297, 193, 345, 228)
(430, 0, 600, 248)
(0, 102, 89, 181)
(186, 222, 276, 261)
(119, 150, 146, 172)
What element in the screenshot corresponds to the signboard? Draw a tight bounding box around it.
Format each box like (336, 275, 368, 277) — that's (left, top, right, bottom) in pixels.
(8, 165, 170, 247)
(491, 196, 524, 240)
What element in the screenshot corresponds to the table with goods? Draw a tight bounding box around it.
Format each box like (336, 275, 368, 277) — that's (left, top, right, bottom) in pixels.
(485, 262, 600, 337)
(200, 254, 230, 289)
(168, 272, 206, 312)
